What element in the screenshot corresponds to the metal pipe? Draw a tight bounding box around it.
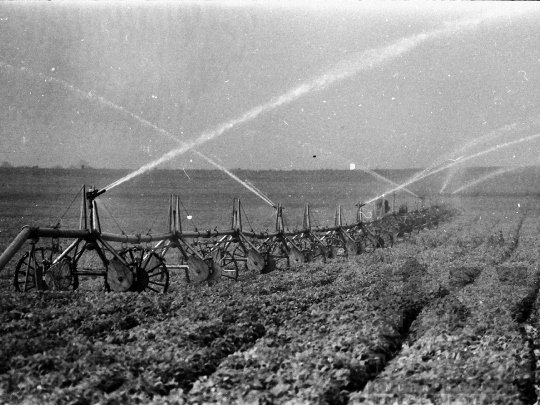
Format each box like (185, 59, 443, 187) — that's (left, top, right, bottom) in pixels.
(100, 231, 173, 244)
(80, 184, 87, 230)
(32, 228, 91, 239)
(52, 238, 82, 265)
(0, 226, 33, 272)
(29, 228, 239, 243)
(180, 229, 235, 238)
(0, 220, 363, 271)
(72, 271, 107, 277)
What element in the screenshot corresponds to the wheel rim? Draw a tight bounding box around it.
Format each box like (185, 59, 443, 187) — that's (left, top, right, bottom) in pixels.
(14, 251, 37, 292)
(45, 257, 73, 290)
(119, 247, 169, 293)
(220, 250, 239, 280)
(14, 247, 64, 292)
(142, 252, 169, 292)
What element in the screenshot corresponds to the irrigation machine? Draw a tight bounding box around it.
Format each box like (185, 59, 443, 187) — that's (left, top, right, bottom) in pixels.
(0, 185, 445, 294)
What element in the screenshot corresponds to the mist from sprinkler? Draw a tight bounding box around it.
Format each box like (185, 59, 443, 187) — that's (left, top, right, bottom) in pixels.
(436, 119, 540, 193)
(407, 120, 535, 190)
(193, 151, 276, 208)
(0, 61, 174, 143)
(2, 10, 514, 207)
(367, 131, 540, 204)
(451, 166, 518, 195)
(439, 165, 462, 194)
(103, 11, 500, 192)
(284, 136, 419, 198)
(0, 60, 279, 208)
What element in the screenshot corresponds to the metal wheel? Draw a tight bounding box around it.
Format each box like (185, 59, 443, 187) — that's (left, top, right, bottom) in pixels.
(228, 243, 249, 269)
(327, 236, 347, 259)
(219, 250, 239, 281)
(119, 247, 169, 293)
(311, 242, 328, 262)
(14, 246, 72, 292)
(297, 238, 314, 262)
(44, 257, 74, 291)
(265, 240, 289, 268)
(14, 249, 39, 292)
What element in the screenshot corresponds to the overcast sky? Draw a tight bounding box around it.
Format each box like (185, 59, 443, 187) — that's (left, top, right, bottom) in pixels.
(1, 1, 540, 170)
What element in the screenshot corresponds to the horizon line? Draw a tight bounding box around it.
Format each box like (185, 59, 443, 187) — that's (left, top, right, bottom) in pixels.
(0, 165, 534, 171)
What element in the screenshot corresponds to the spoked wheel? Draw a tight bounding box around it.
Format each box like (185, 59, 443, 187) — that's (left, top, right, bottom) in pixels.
(327, 236, 348, 259)
(14, 246, 71, 292)
(119, 247, 169, 293)
(228, 243, 250, 271)
(44, 257, 74, 291)
(297, 239, 314, 262)
(266, 240, 289, 269)
(218, 250, 239, 281)
(14, 249, 40, 292)
(311, 242, 328, 262)
(256, 241, 281, 273)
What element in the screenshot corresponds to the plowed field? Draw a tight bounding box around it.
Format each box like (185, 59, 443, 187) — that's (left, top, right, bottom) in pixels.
(2, 194, 540, 404)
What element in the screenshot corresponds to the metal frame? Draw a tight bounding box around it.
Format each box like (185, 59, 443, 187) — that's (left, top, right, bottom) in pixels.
(0, 186, 442, 293)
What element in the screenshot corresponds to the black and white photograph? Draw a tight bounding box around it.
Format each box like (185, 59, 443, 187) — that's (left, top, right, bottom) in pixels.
(1, 1, 540, 404)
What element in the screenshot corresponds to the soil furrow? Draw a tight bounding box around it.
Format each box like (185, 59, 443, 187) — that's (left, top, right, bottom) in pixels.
(183, 256, 448, 404)
(349, 211, 536, 404)
(346, 267, 479, 404)
(504, 210, 539, 404)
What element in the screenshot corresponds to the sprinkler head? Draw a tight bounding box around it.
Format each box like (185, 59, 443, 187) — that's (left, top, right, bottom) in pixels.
(86, 188, 106, 201)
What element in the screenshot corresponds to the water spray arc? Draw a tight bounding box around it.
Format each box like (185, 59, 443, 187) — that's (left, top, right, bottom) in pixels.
(283, 135, 419, 198)
(451, 167, 518, 195)
(405, 117, 540, 191)
(439, 165, 463, 194)
(103, 11, 498, 193)
(0, 10, 517, 293)
(193, 151, 276, 208)
(438, 120, 540, 193)
(368, 131, 540, 204)
(0, 61, 281, 209)
(0, 62, 175, 144)
(3, 12, 502, 200)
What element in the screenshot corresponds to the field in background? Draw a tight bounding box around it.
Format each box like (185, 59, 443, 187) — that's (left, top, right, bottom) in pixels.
(2, 165, 539, 225)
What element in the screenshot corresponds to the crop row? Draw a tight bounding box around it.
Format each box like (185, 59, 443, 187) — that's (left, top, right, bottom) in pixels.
(0, 230, 452, 405)
(0, 256, 390, 404)
(353, 204, 540, 404)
